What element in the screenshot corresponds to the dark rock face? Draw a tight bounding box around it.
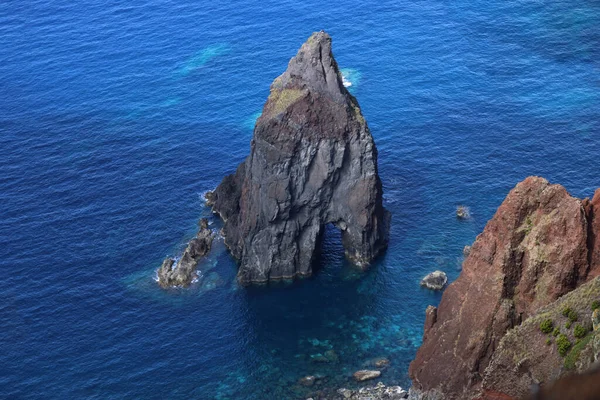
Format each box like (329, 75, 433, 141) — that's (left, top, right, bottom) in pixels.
(207, 31, 390, 284)
(158, 218, 213, 288)
(409, 177, 600, 400)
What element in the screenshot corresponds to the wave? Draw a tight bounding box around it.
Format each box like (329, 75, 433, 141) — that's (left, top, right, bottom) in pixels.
(340, 68, 361, 92)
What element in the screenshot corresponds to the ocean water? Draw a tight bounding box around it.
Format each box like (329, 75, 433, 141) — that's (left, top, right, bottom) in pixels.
(1, 0, 599, 398)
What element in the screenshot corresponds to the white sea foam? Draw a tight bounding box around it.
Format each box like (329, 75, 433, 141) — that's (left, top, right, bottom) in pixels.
(340, 68, 361, 91)
(198, 189, 215, 205)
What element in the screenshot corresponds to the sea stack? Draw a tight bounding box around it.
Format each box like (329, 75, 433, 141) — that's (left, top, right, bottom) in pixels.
(409, 177, 600, 400)
(207, 31, 390, 284)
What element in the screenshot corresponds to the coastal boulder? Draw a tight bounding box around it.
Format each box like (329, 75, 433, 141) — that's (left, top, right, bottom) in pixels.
(207, 31, 390, 284)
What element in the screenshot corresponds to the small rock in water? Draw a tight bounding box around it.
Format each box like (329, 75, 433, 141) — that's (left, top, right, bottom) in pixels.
(456, 205, 470, 219)
(420, 270, 448, 290)
(353, 369, 381, 382)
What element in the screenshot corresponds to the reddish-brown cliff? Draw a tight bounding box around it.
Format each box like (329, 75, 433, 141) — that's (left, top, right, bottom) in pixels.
(409, 177, 600, 399)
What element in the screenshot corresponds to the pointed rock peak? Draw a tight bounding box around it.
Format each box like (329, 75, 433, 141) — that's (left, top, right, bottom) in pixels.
(270, 30, 347, 104)
(208, 31, 389, 284)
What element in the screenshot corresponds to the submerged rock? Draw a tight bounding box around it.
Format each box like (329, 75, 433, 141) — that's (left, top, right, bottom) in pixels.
(207, 31, 390, 284)
(324, 349, 339, 363)
(420, 271, 447, 290)
(409, 177, 600, 399)
(353, 369, 381, 382)
(309, 353, 331, 363)
(366, 357, 390, 369)
(158, 218, 213, 288)
(374, 358, 390, 368)
(299, 375, 316, 387)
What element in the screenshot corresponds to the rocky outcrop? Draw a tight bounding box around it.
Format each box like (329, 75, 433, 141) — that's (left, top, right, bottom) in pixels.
(158, 218, 213, 288)
(207, 31, 389, 284)
(420, 271, 447, 290)
(409, 177, 600, 399)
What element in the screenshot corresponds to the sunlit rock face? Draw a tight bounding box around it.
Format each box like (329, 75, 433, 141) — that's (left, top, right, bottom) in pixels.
(409, 177, 600, 400)
(207, 31, 390, 284)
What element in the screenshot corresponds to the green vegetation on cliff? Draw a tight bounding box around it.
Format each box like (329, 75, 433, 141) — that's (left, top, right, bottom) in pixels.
(564, 334, 594, 370)
(540, 319, 554, 334)
(556, 334, 572, 357)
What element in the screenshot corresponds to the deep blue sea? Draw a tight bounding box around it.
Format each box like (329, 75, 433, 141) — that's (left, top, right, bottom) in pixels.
(1, 0, 599, 398)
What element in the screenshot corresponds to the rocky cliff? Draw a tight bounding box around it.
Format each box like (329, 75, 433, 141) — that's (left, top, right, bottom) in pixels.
(207, 31, 390, 284)
(409, 177, 600, 399)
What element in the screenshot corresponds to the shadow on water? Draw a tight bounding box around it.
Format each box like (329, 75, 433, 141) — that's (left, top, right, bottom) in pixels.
(230, 224, 419, 399)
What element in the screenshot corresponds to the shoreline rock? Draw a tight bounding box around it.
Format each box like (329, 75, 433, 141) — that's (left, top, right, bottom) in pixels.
(207, 31, 390, 284)
(335, 382, 408, 399)
(158, 218, 214, 288)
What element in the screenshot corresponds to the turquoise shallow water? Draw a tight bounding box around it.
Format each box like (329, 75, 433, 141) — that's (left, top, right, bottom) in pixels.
(1, 0, 599, 398)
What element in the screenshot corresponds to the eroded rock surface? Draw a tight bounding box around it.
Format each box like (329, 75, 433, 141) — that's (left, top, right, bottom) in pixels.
(207, 31, 389, 284)
(409, 177, 600, 400)
(158, 218, 213, 288)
